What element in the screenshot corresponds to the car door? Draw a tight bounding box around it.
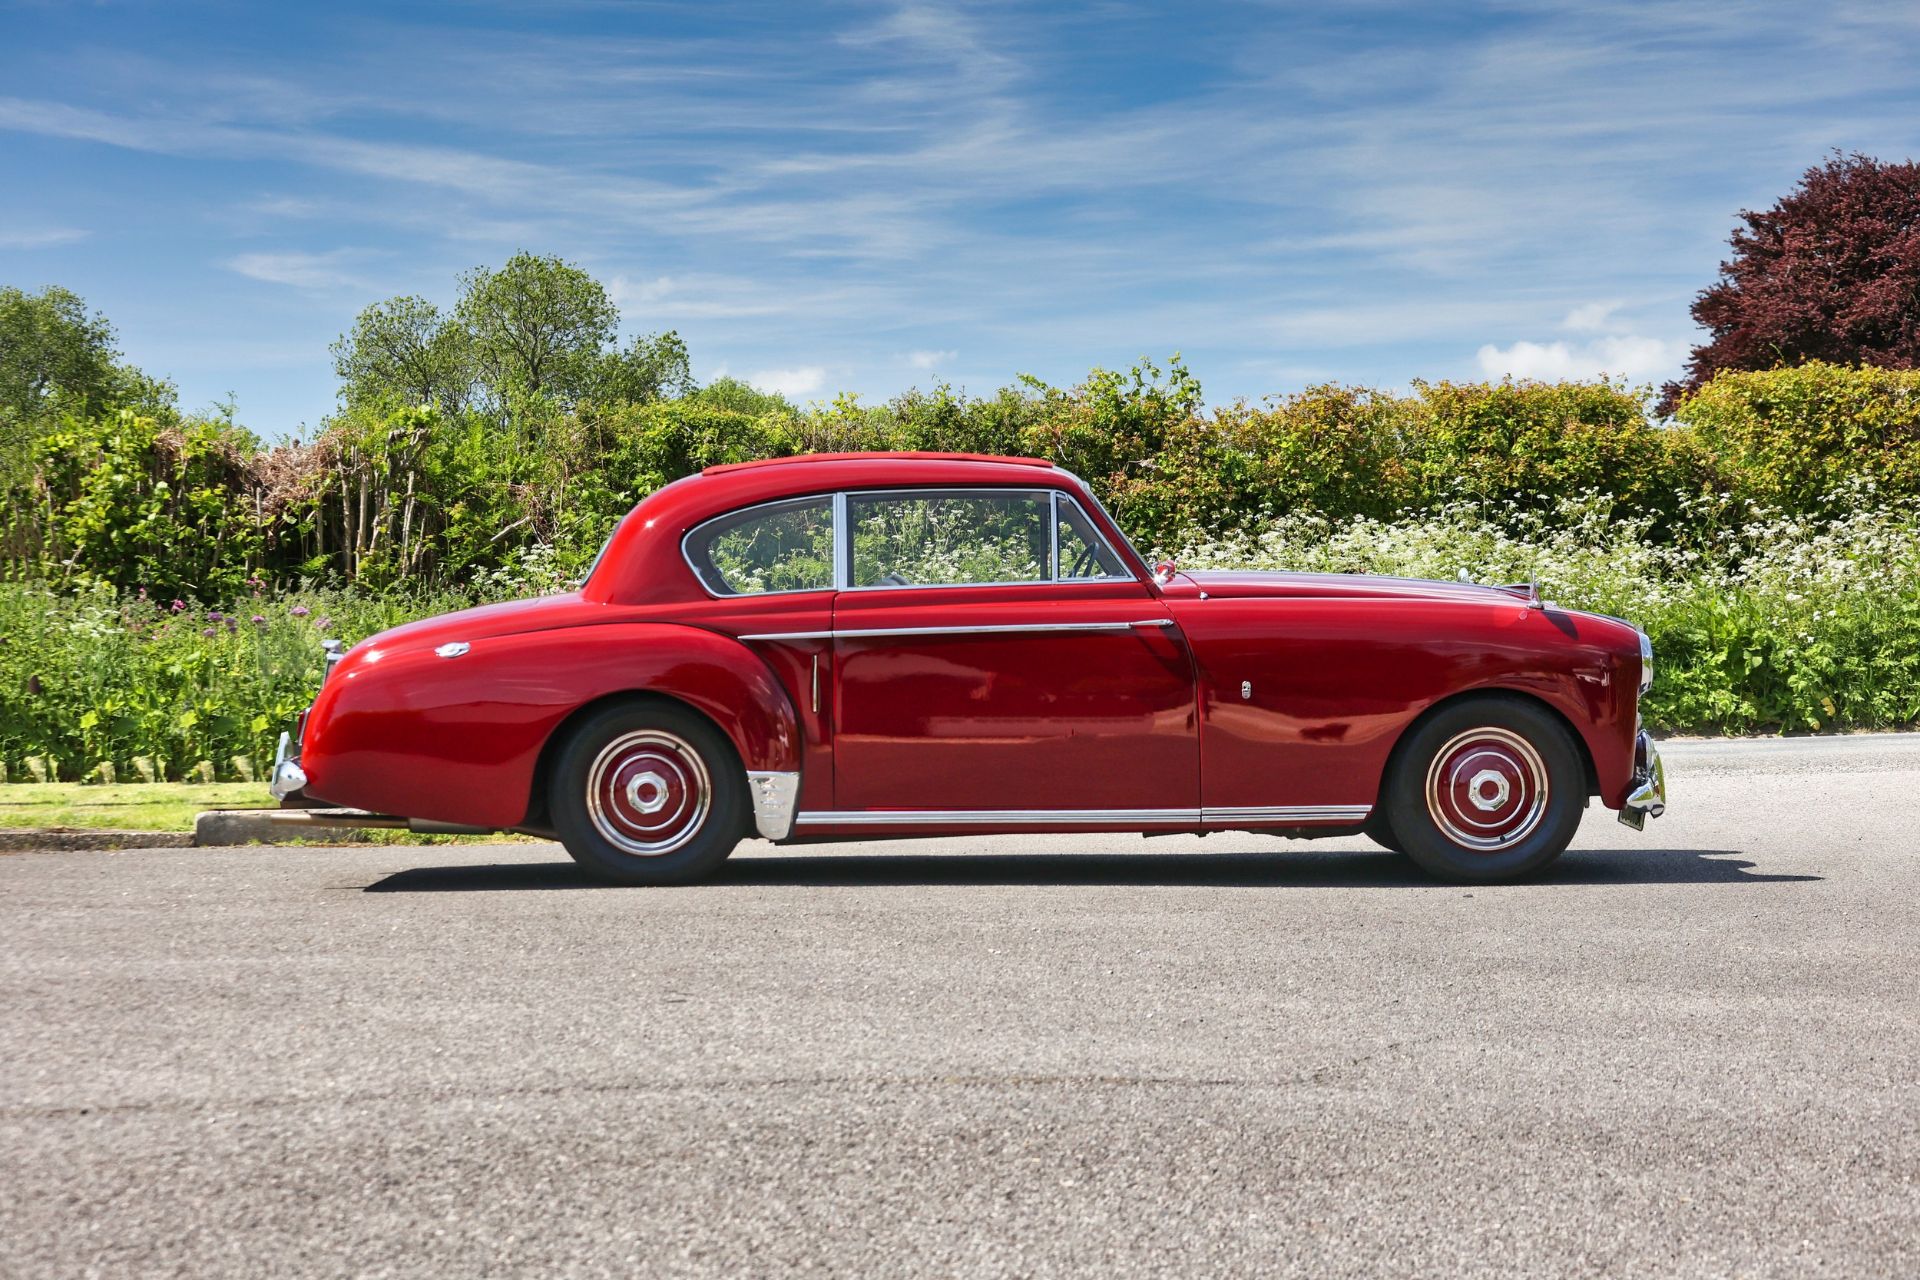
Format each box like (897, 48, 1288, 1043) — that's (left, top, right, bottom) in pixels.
(828, 487, 1198, 818)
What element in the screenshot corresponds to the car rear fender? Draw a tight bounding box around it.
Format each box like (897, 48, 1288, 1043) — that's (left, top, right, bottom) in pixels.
(301, 623, 799, 829)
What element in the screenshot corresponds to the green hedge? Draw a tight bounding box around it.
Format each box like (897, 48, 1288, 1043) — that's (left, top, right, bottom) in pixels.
(10, 360, 1920, 596)
(6, 491, 1918, 782)
(1673, 362, 1920, 512)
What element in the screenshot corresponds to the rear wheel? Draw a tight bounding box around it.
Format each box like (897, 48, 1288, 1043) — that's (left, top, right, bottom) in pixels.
(1385, 696, 1584, 883)
(550, 701, 745, 885)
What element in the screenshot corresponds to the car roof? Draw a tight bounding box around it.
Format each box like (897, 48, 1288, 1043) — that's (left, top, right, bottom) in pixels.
(583, 451, 1116, 605)
(703, 451, 1053, 476)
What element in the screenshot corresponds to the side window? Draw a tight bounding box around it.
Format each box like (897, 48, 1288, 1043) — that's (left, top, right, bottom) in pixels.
(1055, 495, 1129, 580)
(684, 497, 834, 596)
(849, 490, 1051, 587)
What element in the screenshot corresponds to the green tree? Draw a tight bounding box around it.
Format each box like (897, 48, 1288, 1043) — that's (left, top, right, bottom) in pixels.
(455, 253, 619, 406)
(692, 376, 797, 418)
(0, 285, 121, 421)
(329, 295, 473, 413)
(590, 330, 695, 405)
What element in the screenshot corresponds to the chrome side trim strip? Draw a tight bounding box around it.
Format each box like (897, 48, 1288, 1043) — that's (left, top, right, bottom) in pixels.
(745, 770, 802, 840)
(1202, 805, 1373, 823)
(740, 619, 1174, 642)
(797, 808, 1196, 826)
(792, 804, 1370, 827)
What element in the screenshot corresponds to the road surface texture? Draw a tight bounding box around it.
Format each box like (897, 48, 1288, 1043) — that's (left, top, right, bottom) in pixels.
(3, 736, 1917, 1278)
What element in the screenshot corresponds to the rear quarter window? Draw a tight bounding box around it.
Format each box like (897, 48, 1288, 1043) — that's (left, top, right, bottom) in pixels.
(683, 497, 835, 596)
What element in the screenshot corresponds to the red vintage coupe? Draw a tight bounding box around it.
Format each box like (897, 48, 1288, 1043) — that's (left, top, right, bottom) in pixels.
(270, 451, 1665, 884)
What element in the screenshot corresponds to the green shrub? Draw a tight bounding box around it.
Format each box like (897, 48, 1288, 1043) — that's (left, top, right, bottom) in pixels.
(1412, 379, 1719, 539)
(29, 409, 264, 598)
(0, 582, 462, 781)
(1676, 361, 1920, 512)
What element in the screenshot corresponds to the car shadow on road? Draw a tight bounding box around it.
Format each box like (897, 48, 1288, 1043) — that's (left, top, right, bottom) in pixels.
(362, 847, 1817, 892)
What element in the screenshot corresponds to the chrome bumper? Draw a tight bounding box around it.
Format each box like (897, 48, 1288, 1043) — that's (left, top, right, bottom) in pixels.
(1616, 731, 1666, 830)
(268, 730, 307, 801)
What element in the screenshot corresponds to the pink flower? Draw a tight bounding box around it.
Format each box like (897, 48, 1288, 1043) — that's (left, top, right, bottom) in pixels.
(201, 627, 217, 638)
(171, 599, 187, 613)
(251, 614, 267, 626)
(314, 616, 332, 632)
(290, 605, 310, 617)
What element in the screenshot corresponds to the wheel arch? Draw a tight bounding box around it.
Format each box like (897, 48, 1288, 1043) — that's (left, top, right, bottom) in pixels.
(522, 689, 750, 832)
(1371, 687, 1599, 819)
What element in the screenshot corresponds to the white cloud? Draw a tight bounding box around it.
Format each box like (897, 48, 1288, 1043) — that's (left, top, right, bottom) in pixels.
(0, 226, 88, 249)
(1562, 301, 1626, 333)
(904, 349, 956, 369)
(225, 250, 369, 291)
(1475, 334, 1690, 383)
(748, 366, 827, 398)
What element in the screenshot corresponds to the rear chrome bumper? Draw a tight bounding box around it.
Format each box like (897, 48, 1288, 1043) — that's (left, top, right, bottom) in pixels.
(269, 730, 308, 801)
(1617, 730, 1666, 830)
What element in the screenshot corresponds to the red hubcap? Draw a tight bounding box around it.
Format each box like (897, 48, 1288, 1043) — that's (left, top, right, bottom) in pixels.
(1424, 727, 1549, 852)
(586, 731, 711, 856)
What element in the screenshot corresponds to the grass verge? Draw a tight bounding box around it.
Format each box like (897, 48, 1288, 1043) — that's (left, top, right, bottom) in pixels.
(0, 782, 265, 831)
(0, 782, 534, 844)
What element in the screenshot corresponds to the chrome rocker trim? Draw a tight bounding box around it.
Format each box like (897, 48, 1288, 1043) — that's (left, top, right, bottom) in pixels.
(746, 770, 802, 840)
(792, 804, 1370, 829)
(1617, 730, 1666, 830)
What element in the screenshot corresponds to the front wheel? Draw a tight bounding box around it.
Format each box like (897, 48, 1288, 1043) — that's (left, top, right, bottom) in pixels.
(550, 701, 746, 885)
(1384, 696, 1585, 883)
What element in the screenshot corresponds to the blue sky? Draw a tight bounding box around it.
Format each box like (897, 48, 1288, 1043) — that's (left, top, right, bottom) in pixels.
(3, 0, 1918, 438)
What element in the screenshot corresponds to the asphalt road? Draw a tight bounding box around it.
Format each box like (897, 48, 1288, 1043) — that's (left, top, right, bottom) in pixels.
(3, 737, 1917, 1278)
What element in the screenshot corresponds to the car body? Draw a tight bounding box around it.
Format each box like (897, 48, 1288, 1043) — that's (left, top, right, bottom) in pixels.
(271, 451, 1666, 883)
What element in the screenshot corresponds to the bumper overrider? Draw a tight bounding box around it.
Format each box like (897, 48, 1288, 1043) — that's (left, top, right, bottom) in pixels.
(1617, 730, 1666, 830)
(1616, 628, 1666, 830)
(269, 639, 345, 802)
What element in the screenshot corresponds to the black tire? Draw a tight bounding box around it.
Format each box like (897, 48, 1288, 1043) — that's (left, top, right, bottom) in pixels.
(1384, 695, 1585, 884)
(549, 700, 746, 886)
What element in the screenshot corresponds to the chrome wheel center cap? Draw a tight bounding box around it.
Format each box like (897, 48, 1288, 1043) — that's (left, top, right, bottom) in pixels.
(625, 770, 669, 815)
(1468, 768, 1510, 812)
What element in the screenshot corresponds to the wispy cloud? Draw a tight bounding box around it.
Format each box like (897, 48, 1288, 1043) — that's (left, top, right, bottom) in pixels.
(226, 250, 375, 291)
(904, 349, 956, 369)
(1562, 301, 1627, 334)
(0, 226, 88, 249)
(749, 366, 826, 398)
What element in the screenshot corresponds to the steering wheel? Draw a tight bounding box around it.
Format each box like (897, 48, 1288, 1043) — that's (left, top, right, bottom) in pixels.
(879, 571, 913, 586)
(1065, 542, 1100, 579)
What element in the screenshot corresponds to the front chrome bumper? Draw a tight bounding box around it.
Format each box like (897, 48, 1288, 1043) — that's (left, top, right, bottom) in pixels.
(1617, 730, 1666, 830)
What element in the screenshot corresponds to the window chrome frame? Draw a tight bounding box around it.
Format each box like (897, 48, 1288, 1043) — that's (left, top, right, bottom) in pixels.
(680, 493, 840, 601)
(838, 486, 1137, 595)
(679, 484, 1139, 600)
